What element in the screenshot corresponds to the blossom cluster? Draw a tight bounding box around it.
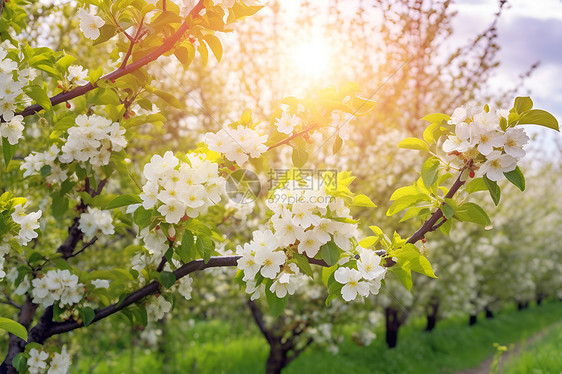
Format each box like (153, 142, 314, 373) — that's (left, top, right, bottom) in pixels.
(78, 207, 115, 239)
(333, 247, 386, 301)
(237, 178, 361, 299)
(60, 114, 127, 167)
(27, 348, 71, 374)
(442, 104, 530, 181)
(11, 203, 43, 246)
(205, 125, 268, 165)
(0, 47, 34, 144)
(31, 269, 84, 308)
(1, 202, 42, 278)
(21, 145, 68, 184)
(140, 152, 225, 223)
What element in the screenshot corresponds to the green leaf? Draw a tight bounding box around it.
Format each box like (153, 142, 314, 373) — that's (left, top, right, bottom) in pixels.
(398, 137, 429, 152)
(178, 230, 195, 262)
(358, 236, 377, 248)
(465, 177, 487, 194)
(291, 147, 308, 168)
(483, 175, 501, 206)
(12, 352, 27, 372)
(203, 34, 223, 62)
(152, 89, 183, 109)
(421, 113, 450, 124)
(265, 288, 288, 317)
(80, 307, 96, 326)
(159, 271, 176, 289)
(56, 54, 76, 70)
(352, 194, 377, 207)
(89, 65, 104, 82)
(0, 318, 27, 341)
(517, 109, 559, 131)
(332, 135, 343, 154)
(2, 138, 16, 168)
(441, 203, 455, 220)
(325, 277, 344, 306)
(421, 158, 440, 188)
(291, 253, 313, 278)
(320, 241, 340, 266)
(391, 267, 413, 291)
(196, 235, 215, 263)
(513, 96, 533, 114)
(504, 166, 525, 191)
(387, 193, 430, 216)
(454, 202, 492, 227)
(25, 85, 52, 110)
(107, 194, 142, 209)
(395, 244, 437, 279)
(133, 207, 152, 229)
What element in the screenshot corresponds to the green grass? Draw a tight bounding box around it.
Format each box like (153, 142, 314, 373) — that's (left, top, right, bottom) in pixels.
(71, 302, 562, 374)
(503, 320, 562, 374)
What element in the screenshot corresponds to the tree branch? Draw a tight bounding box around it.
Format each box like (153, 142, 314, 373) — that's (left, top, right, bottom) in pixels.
(15, 0, 205, 120)
(247, 299, 275, 344)
(406, 167, 467, 245)
(267, 125, 317, 150)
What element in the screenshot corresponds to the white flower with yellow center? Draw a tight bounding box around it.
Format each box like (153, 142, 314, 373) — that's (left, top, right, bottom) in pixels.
(78, 8, 105, 40)
(334, 267, 369, 301)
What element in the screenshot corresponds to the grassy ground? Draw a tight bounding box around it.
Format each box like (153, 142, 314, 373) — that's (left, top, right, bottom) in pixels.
(502, 320, 562, 374)
(72, 301, 562, 373)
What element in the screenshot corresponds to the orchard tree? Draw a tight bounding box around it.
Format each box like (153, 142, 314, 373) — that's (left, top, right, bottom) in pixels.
(0, 1, 560, 374)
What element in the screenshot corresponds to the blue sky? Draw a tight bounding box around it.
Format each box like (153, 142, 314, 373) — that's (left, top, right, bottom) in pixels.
(452, 0, 562, 151)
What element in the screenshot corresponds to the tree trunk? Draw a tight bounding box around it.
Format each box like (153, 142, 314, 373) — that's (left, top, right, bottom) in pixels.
(469, 314, 477, 326)
(485, 307, 494, 319)
(517, 302, 524, 310)
(536, 293, 543, 306)
(425, 301, 440, 332)
(385, 306, 402, 348)
(265, 341, 287, 374)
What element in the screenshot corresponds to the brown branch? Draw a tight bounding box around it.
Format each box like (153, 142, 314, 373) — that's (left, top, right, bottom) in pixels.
(120, 17, 145, 69)
(406, 168, 467, 245)
(66, 237, 98, 259)
(247, 299, 275, 344)
(267, 125, 317, 150)
(15, 0, 205, 119)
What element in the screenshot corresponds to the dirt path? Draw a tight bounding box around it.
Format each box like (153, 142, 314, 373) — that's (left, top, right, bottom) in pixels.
(455, 323, 559, 374)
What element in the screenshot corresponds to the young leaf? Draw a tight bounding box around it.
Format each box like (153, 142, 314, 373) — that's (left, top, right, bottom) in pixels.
(25, 85, 52, 110)
(159, 271, 176, 289)
(513, 96, 533, 114)
(398, 137, 429, 152)
(291, 147, 308, 168)
(483, 175, 501, 205)
(454, 202, 492, 227)
(441, 203, 455, 220)
(80, 307, 96, 326)
(107, 194, 142, 209)
(266, 289, 288, 317)
(292, 253, 313, 277)
(0, 317, 28, 341)
(421, 158, 440, 188)
(465, 177, 487, 194)
(178, 230, 195, 262)
(352, 194, 377, 207)
(203, 34, 223, 62)
(517, 109, 559, 131)
(504, 166, 525, 191)
(133, 207, 152, 229)
(321, 241, 340, 266)
(2, 137, 16, 168)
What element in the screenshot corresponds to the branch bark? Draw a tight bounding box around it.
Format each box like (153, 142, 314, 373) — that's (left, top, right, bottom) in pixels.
(15, 0, 205, 120)
(406, 167, 467, 245)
